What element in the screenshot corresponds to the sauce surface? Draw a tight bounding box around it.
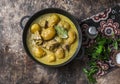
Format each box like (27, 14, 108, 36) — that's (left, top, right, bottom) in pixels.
(27, 13, 79, 65)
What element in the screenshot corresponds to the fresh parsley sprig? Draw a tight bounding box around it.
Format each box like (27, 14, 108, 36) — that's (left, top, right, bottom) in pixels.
(83, 35, 120, 84)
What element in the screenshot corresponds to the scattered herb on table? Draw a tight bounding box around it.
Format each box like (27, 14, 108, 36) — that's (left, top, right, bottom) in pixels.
(83, 35, 119, 84)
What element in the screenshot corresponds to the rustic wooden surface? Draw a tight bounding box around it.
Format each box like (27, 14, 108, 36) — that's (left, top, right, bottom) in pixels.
(0, 0, 120, 84)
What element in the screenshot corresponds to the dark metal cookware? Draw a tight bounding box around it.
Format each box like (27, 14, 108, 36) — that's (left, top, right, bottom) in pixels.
(20, 8, 84, 67)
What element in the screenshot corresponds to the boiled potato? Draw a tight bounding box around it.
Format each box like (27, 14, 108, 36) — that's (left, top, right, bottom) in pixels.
(65, 30, 76, 44)
(48, 54, 56, 62)
(41, 27, 56, 40)
(58, 20, 70, 30)
(30, 23, 41, 33)
(39, 20, 47, 28)
(55, 47, 65, 59)
(48, 14, 60, 27)
(33, 46, 46, 58)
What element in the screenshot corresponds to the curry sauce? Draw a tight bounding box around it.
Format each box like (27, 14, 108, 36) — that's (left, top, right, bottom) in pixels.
(27, 13, 79, 65)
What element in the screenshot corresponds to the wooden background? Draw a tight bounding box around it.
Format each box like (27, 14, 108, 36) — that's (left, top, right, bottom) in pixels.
(0, 0, 120, 84)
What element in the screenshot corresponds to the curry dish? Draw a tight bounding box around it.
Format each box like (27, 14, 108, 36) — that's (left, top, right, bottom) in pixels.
(27, 13, 79, 65)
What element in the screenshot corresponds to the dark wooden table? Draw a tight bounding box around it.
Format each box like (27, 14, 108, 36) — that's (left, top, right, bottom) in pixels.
(0, 0, 120, 84)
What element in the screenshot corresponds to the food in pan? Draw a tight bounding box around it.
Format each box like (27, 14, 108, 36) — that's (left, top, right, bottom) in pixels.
(27, 13, 79, 65)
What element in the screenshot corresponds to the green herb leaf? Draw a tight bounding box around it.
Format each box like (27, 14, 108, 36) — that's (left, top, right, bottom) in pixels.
(83, 68, 98, 84)
(83, 68, 89, 74)
(83, 34, 120, 84)
(113, 41, 118, 50)
(95, 45, 103, 54)
(55, 26, 68, 38)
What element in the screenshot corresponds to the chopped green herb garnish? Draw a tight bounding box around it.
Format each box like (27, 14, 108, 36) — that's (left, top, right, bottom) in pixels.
(83, 35, 120, 84)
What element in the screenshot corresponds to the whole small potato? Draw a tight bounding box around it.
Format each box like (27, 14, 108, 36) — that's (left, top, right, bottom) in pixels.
(48, 14, 60, 27)
(58, 21, 70, 30)
(65, 30, 76, 45)
(48, 54, 56, 62)
(33, 46, 46, 58)
(30, 23, 41, 33)
(55, 47, 65, 59)
(41, 27, 56, 40)
(39, 20, 47, 28)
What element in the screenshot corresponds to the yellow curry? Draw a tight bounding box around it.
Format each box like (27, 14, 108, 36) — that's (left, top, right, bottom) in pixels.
(27, 13, 79, 65)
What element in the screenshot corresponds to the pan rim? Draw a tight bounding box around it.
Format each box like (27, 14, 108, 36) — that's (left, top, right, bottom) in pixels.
(22, 8, 82, 67)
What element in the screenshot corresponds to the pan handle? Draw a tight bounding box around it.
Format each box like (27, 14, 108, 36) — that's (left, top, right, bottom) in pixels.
(20, 15, 30, 29)
(75, 46, 85, 60)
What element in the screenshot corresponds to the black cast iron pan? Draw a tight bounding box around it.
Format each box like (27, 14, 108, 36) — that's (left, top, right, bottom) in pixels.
(20, 8, 84, 67)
